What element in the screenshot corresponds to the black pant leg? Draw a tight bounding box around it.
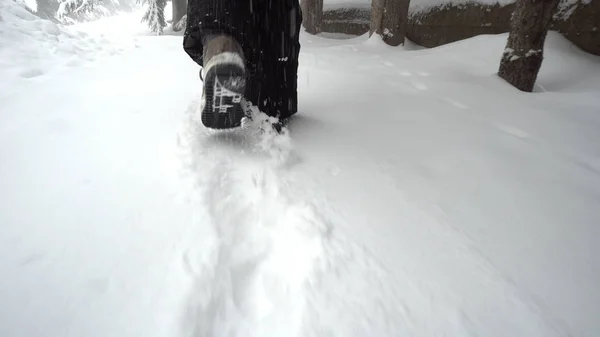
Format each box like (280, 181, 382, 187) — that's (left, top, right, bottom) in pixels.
(184, 0, 303, 120)
(244, 0, 303, 119)
(183, 0, 253, 66)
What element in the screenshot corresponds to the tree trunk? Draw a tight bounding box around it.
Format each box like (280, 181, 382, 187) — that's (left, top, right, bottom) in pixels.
(35, 0, 59, 21)
(370, 0, 410, 46)
(301, 0, 323, 34)
(171, 0, 187, 31)
(498, 0, 560, 92)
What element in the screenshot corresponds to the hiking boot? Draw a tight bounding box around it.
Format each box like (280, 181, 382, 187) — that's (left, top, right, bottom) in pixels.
(199, 35, 247, 129)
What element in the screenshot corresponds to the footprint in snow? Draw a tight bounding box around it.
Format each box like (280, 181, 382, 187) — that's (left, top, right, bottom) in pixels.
(19, 253, 46, 266)
(66, 56, 82, 67)
(493, 122, 532, 139)
(184, 160, 330, 334)
(400, 70, 430, 77)
(410, 81, 428, 91)
(440, 97, 470, 110)
(87, 278, 109, 294)
(20, 68, 45, 79)
(45, 118, 73, 135)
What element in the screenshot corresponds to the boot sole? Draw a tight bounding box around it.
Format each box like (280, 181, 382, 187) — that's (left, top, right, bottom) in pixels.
(201, 64, 246, 129)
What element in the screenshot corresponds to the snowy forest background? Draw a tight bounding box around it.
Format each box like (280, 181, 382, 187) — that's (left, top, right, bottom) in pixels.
(18, 0, 185, 33)
(15, 0, 598, 93)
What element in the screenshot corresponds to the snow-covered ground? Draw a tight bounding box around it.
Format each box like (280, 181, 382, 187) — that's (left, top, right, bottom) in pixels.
(0, 1, 140, 95)
(1, 2, 600, 337)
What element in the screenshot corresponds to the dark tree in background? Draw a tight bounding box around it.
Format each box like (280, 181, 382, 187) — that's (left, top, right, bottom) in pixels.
(171, 0, 187, 31)
(498, 0, 560, 92)
(370, 0, 410, 46)
(302, 0, 324, 34)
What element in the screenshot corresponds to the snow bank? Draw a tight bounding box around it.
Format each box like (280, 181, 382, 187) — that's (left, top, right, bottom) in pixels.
(325, 0, 592, 18)
(409, 0, 593, 19)
(409, 0, 515, 12)
(324, 0, 371, 10)
(0, 1, 137, 95)
(323, 0, 518, 12)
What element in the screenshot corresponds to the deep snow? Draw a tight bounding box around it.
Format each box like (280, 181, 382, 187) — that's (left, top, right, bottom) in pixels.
(1, 2, 600, 337)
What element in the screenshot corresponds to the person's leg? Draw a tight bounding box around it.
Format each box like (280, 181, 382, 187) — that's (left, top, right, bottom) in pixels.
(184, 0, 302, 128)
(183, 0, 251, 129)
(274, 0, 303, 121)
(244, 0, 302, 121)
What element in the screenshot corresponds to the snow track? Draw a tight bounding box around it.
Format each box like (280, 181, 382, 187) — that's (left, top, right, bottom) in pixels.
(177, 101, 412, 337)
(179, 100, 327, 336)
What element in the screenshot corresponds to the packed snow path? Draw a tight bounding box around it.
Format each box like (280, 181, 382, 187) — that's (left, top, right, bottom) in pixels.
(1, 7, 600, 337)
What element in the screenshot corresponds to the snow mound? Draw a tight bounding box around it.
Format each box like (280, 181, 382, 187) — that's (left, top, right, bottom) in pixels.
(324, 0, 594, 16)
(0, 0, 136, 94)
(323, 0, 372, 10)
(322, 0, 518, 12)
(409, 0, 516, 12)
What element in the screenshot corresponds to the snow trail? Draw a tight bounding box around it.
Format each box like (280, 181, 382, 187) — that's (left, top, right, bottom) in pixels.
(178, 99, 324, 336)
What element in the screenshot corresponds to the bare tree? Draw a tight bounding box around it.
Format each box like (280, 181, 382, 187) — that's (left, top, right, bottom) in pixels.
(171, 0, 187, 31)
(301, 0, 323, 34)
(498, 0, 560, 92)
(370, 0, 410, 46)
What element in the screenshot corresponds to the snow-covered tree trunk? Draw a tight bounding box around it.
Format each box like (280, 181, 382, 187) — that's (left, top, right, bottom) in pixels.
(141, 0, 167, 35)
(301, 0, 323, 34)
(35, 0, 59, 21)
(171, 0, 187, 31)
(498, 0, 560, 92)
(370, 0, 410, 46)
